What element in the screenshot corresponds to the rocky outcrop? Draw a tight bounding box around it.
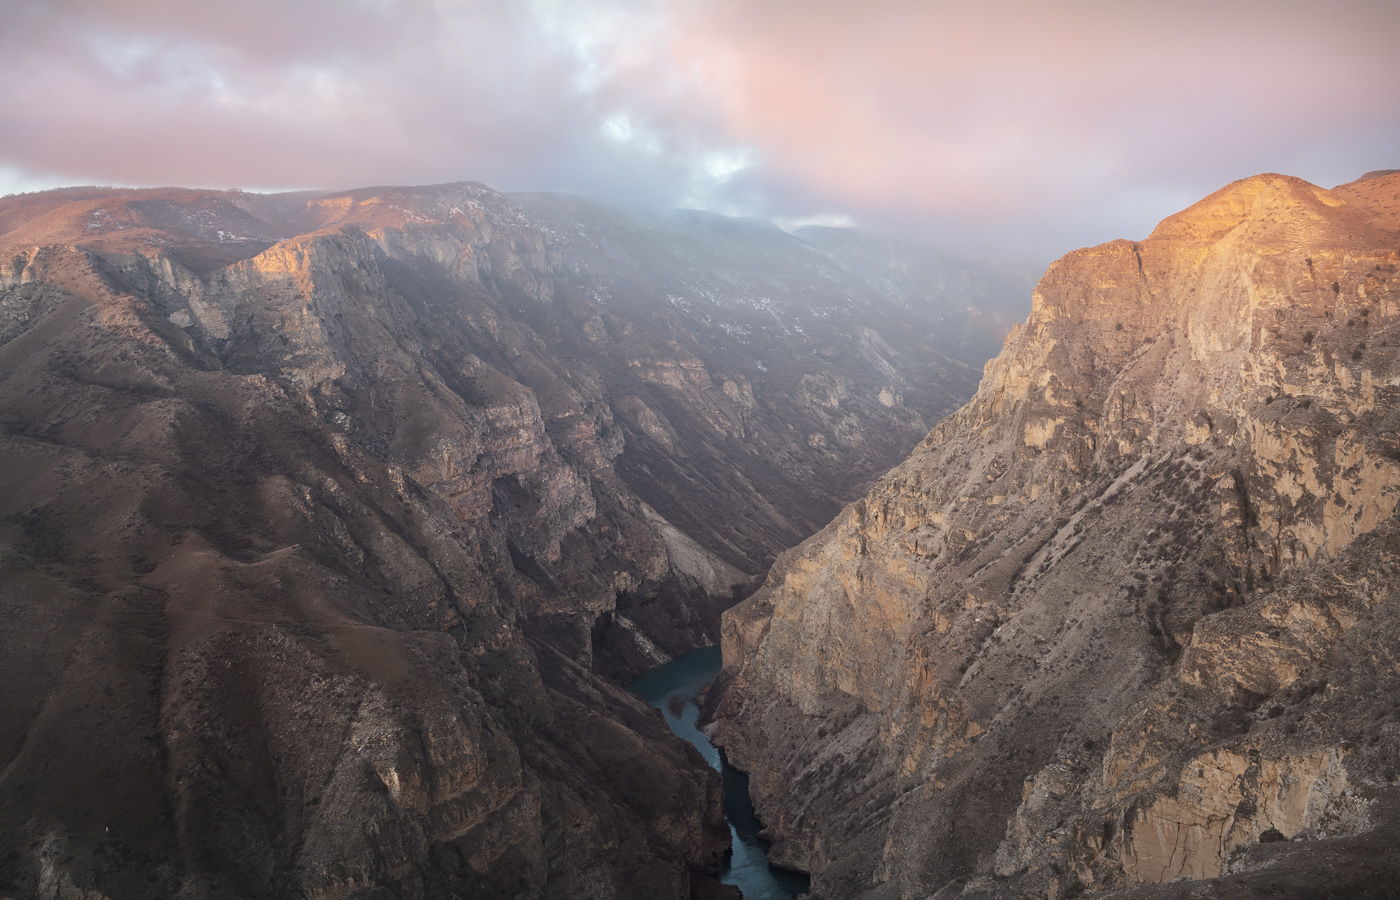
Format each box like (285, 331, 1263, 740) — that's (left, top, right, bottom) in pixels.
(715, 172, 1400, 898)
(0, 183, 1007, 898)
(0, 246, 722, 900)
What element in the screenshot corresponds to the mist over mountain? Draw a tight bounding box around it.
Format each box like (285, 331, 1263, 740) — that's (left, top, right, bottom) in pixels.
(3, 0, 1396, 261)
(789, 225, 1036, 362)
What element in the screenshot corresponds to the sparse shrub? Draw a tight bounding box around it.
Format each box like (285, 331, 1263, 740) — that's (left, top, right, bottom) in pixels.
(1302, 330, 1315, 345)
(1115, 322, 1123, 331)
(1352, 348, 1363, 360)
(1347, 319, 1357, 327)
(1265, 394, 1275, 405)
(1332, 281, 1341, 294)
(1362, 308, 1370, 318)
(1259, 827, 1286, 843)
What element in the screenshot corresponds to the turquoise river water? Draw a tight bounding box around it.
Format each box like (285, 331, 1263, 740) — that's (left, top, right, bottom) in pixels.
(628, 646, 810, 900)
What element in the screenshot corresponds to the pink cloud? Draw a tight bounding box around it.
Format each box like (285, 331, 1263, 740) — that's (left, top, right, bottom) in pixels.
(1, 0, 1396, 258)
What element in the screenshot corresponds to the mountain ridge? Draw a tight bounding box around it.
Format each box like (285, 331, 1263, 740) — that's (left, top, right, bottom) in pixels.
(714, 170, 1400, 899)
(0, 178, 1023, 898)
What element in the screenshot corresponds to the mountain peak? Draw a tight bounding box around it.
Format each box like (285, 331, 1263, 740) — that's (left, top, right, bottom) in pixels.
(1144, 172, 1372, 248)
(715, 170, 1400, 898)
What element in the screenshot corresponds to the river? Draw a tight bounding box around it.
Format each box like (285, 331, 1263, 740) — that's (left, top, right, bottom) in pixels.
(628, 646, 810, 900)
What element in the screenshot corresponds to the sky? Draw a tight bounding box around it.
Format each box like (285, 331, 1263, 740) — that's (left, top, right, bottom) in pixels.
(1, 0, 1397, 263)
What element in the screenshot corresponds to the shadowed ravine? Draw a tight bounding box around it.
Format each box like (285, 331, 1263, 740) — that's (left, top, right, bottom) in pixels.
(629, 648, 810, 900)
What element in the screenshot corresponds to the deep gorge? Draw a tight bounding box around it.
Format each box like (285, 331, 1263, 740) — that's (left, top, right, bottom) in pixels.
(629, 646, 810, 900)
(3, 169, 1399, 900)
(0, 182, 1016, 899)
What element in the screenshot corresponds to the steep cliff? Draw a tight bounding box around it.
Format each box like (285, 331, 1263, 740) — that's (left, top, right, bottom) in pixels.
(0, 183, 1004, 898)
(716, 171, 1400, 898)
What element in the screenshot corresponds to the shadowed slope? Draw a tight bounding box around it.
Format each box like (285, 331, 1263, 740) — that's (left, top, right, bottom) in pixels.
(0, 180, 1013, 898)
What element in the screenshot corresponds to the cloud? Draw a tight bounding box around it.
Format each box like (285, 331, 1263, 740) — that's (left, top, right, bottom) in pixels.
(1, 0, 1397, 259)
(773, 213, 859, 233)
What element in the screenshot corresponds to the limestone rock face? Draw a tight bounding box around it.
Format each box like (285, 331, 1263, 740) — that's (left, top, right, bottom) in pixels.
(0, 184, 1005, 898)
(715, 172, 1400, 899)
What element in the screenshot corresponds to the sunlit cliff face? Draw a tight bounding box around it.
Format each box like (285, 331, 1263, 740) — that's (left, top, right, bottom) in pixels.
(714, 171, 1400, 898)
(1, 0, 1397, 258)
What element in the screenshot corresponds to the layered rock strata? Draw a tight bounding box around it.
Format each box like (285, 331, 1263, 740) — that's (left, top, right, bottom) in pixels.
(0, 183, 1004, 897)
(716, 171, 1400, 898)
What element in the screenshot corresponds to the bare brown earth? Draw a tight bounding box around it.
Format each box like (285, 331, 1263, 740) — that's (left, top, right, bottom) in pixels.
(715, 172, 1400, 899)
(0, 184, 1014, 898)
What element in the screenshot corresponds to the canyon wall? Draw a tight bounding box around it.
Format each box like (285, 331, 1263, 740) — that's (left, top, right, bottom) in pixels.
(716, 171, 1400, 898)
(0, 183, 1006, 898)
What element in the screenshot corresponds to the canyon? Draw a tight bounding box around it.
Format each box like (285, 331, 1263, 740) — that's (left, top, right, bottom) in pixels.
(0, 182, 1022, 898)
(715, 170, 1400, 898)
(3, 167, 1397, 900)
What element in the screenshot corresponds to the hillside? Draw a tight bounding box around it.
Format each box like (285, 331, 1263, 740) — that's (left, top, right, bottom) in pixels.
(0, 183, 1011, 898)
(715, 172, 1400, 899)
